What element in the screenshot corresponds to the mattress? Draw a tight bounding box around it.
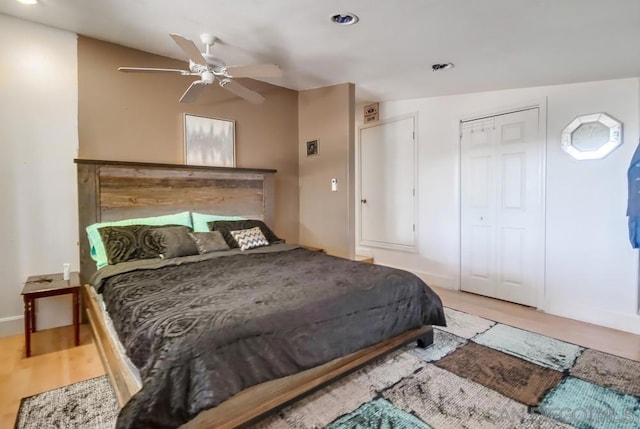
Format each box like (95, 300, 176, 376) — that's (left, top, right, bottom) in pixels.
(91, 244, 446, 428)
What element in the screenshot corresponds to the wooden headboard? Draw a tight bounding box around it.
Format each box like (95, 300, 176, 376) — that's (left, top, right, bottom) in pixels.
(75, 159, 277, 283)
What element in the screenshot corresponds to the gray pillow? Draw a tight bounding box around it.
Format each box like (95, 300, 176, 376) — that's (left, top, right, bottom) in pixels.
(152, 226, 199, 259)
(188, 231, 230, 254)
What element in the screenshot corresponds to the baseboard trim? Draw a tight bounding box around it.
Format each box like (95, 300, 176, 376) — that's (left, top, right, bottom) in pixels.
(372, 263, 455, 290)
(544, 303, 640, 335)
(355, 247, 374, 258)
(411, 271, 456, 290)
(0, 315, 23, 337)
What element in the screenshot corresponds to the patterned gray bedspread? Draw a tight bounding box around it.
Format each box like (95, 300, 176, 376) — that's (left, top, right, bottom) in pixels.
(95, 245, 446, 428)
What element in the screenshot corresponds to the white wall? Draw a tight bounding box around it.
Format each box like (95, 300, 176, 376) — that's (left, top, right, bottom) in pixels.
(0, 15, 79, 336)
(357, 78, 640, 334)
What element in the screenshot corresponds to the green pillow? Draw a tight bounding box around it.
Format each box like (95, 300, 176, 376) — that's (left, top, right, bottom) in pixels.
(191, 212, 245, 232)
(86, 211, 192, 269)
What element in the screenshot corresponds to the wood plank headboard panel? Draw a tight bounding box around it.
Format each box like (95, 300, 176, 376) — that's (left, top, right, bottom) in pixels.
(75, 159, 277, 283)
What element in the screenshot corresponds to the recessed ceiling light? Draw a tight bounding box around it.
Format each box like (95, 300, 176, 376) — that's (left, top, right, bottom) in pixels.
(432, 63, 455, 71)
(330, 13, 359, 25)
(16, 0, 38, 4)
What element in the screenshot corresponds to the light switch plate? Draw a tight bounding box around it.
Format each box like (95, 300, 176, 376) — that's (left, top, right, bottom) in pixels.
(331, 178, 338, 191)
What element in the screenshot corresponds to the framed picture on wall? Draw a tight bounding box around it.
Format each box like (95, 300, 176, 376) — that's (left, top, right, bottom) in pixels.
(184, 114, 235, 167)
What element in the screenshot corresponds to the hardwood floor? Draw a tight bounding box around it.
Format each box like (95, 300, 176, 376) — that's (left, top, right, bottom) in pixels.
(0, 288, 638, 427)
(434, 286, 640, 361)
(0, 324, 105, 428)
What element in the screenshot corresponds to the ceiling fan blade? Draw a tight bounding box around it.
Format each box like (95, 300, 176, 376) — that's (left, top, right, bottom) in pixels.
(224, 63, 283, 78)
(219, 79, 265, 104)
(118, 67, 191, 75)
(170, 33, 208, 66)
(179, 81, 208, 103)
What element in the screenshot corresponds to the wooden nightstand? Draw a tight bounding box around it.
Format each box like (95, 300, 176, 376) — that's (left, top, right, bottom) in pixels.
(21, 272, 81, 357)
(355, 255, 374, 264)
(299, 245, 326, 253)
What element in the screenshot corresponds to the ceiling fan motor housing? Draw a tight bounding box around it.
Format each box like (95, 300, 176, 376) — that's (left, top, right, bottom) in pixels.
(201, 71, 215, 84)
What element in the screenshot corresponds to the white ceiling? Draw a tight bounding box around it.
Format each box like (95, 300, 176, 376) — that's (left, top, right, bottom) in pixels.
(2, 0, 639, 102)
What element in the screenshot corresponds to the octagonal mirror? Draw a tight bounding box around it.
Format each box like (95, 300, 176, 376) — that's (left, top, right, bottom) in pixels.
(561, 113, 623, 160)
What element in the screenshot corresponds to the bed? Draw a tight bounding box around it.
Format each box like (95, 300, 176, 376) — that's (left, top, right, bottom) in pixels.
(75, 159, 446, 429)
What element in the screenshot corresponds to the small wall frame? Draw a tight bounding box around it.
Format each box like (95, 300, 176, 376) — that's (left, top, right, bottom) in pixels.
(561, 113, 623, 160)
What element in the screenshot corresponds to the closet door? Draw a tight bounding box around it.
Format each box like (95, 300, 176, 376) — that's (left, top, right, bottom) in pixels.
(461, 108, 543, 306)
(360, 115, 416, 250)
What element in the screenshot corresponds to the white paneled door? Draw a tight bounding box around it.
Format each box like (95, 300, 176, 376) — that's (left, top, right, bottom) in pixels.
(461, 108, 543, 306)
(360, 115, 416, 250)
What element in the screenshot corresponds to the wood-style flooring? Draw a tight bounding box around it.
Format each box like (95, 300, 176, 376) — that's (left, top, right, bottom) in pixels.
(0, 287, 638, 428)
(434, 287, 640, 361)
(0, 325, 104, 428)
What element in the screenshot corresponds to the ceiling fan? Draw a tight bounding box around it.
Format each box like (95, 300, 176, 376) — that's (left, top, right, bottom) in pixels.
(118, 33, 282, 104)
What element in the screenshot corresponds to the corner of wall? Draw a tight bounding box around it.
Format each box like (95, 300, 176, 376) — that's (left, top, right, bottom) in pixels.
(298, 83, 356, 257)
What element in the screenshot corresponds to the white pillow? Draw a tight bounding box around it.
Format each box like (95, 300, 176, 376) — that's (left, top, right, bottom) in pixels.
(230, 227, 269, 251)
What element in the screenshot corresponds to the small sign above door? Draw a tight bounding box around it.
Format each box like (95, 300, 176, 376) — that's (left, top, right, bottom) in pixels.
(364, 103, 379, 123)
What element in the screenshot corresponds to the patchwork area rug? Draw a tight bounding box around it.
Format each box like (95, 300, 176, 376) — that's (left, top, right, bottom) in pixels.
(15, 308, 640, 429)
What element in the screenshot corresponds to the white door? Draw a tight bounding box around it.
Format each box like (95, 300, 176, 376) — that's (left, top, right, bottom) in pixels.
(360, 115, 416, 250)
(461, 108, 543, 306)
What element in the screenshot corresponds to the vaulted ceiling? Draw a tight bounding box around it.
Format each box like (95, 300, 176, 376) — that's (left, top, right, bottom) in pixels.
(2, 0, 639, 101)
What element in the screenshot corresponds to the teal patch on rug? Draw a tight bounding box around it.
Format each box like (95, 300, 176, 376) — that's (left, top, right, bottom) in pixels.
(327, 399, 431, 429)
(474, 323, 584, 371)
(537, 377, 640, 429)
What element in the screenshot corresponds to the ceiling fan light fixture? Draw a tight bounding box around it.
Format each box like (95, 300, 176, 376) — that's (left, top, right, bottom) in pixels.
(16, 0, 38, 4)
(330, 13, 359, 25)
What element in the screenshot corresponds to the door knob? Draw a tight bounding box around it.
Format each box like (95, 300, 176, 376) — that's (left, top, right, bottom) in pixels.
(361, 198, 367, 204)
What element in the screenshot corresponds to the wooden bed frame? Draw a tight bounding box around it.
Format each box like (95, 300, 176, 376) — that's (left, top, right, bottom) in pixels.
(75, 159, 434, 428)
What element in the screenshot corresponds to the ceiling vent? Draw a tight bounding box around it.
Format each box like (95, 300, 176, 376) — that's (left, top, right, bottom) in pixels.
(432, 63, 455, 71)
(331, 13, 359, 25)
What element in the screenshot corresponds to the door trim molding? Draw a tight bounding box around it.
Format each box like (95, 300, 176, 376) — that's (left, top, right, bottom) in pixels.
(358, 112, 419, 253)
(458, 99, 548, 310)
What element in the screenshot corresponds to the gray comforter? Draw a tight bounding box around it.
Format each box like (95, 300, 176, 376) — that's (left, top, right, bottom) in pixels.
(93, 244, 446, 428)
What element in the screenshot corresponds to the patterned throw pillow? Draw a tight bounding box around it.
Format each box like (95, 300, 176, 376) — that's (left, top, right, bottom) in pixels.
(208, 219, 281, 248)
(151, 226, 199, 259)
(86, 211, 192, 269)
(98, 225, 166, 265)
(229, 227, 269, 251)
(188, 231, 231, 254)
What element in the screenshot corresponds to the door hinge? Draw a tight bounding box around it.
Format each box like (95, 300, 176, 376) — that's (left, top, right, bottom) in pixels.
(412, 131, 415, 140)
(412, 224, 415, 232)
(412, 188, 415, 196)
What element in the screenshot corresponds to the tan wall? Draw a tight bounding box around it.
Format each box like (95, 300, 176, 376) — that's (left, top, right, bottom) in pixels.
(298, 83, 355, 257)
(77, 37, 299, 242)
